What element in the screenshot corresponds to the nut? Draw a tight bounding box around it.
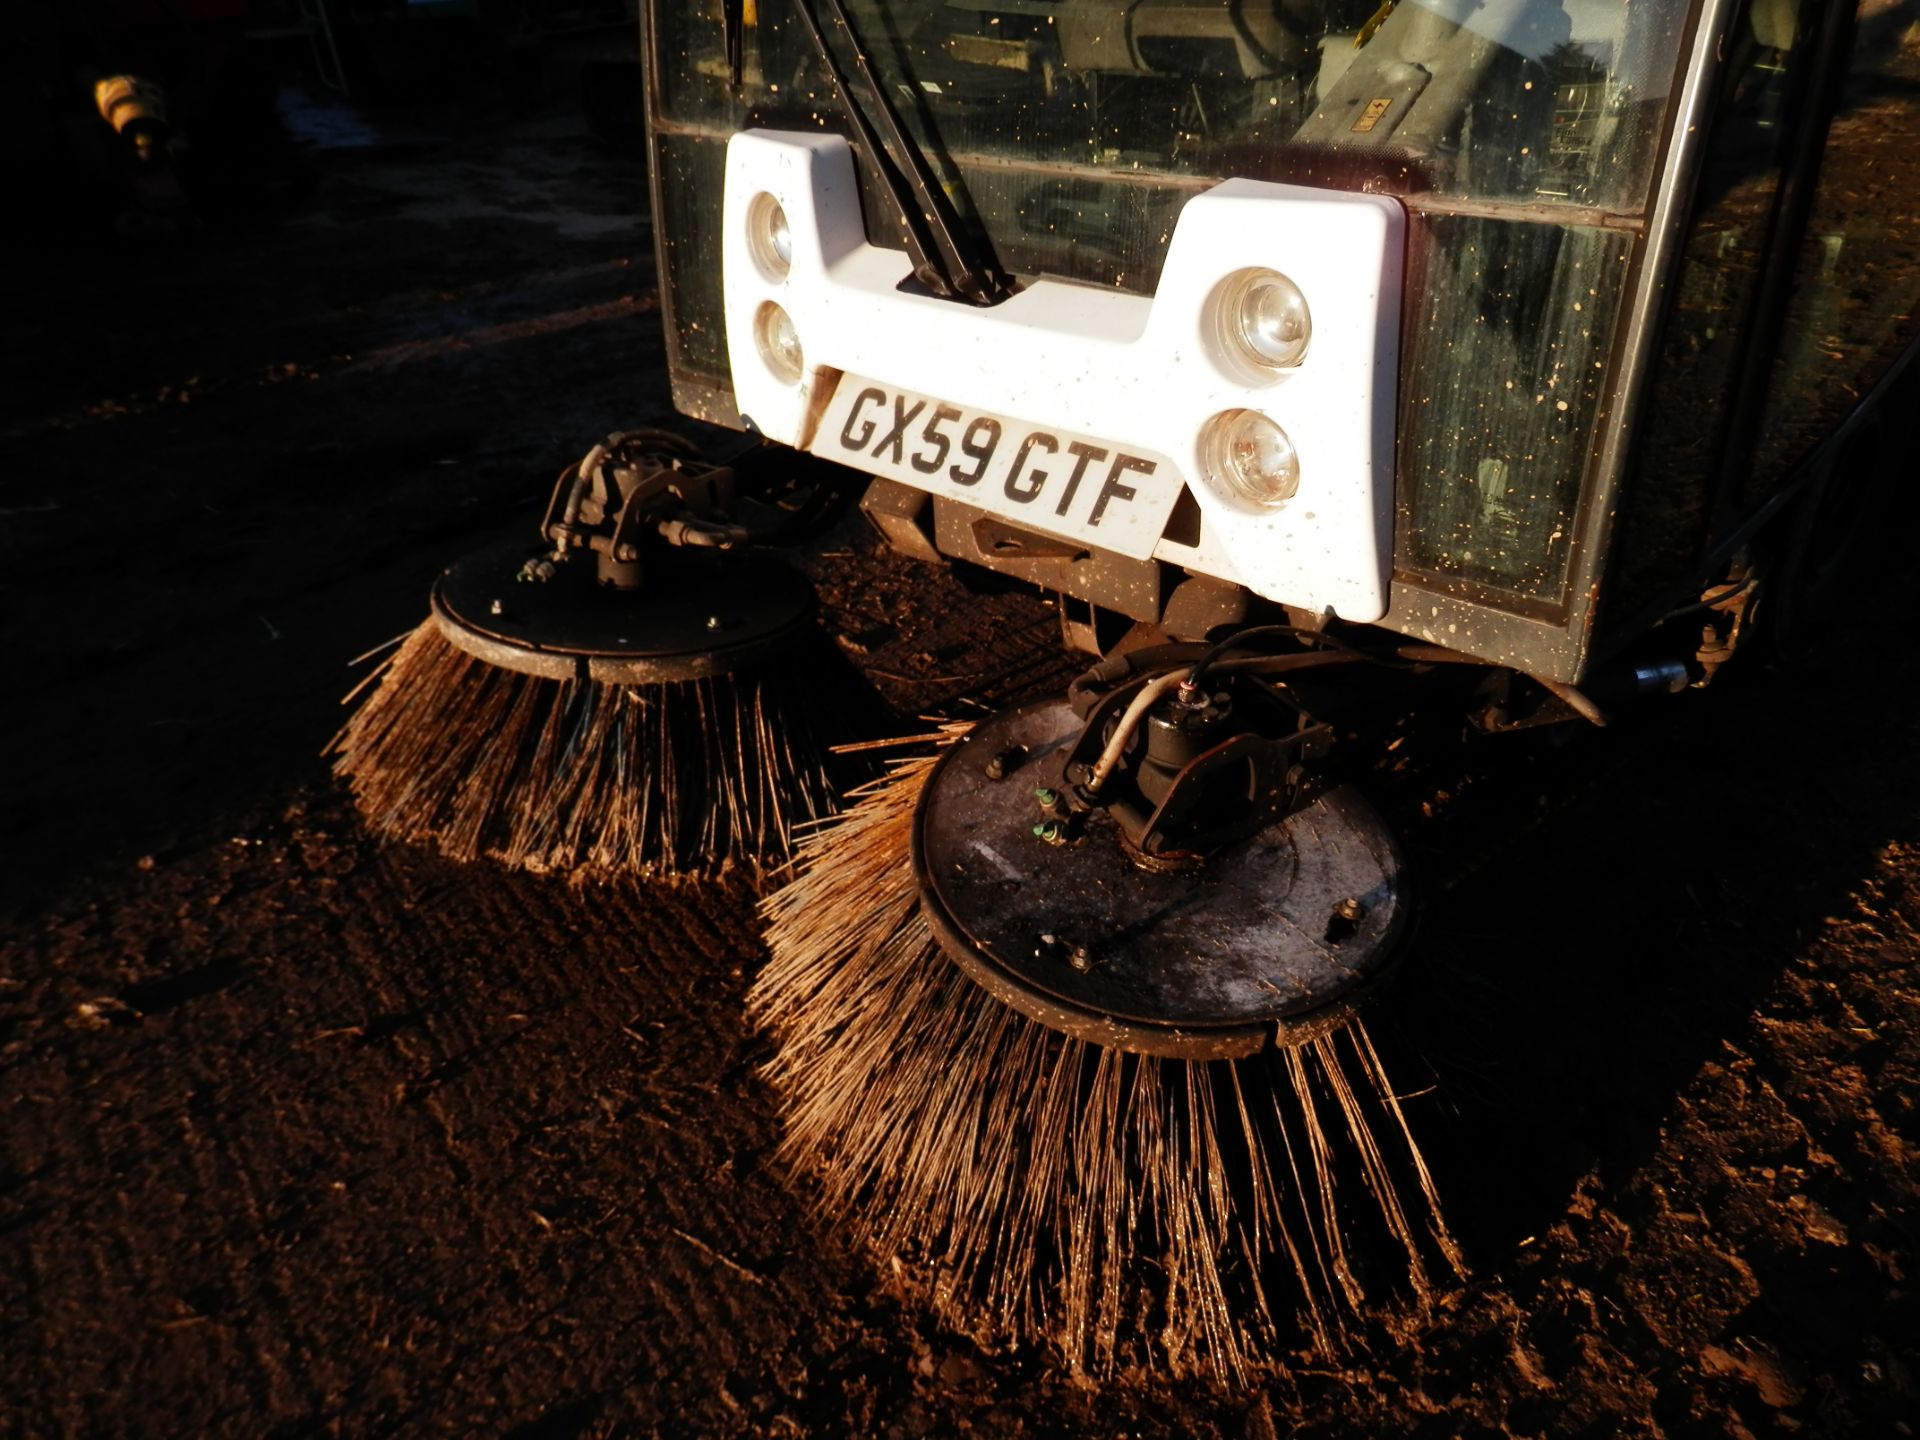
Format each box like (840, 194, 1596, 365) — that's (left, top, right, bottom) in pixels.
(983, 745, 1027, 782)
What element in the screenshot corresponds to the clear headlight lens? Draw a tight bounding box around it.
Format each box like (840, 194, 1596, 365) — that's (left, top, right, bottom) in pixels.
(1200, 409, 1299, 507)
(754, 301, 805, 384)
(1213, 268, 1311, 373)
(747, 192, 793, 280)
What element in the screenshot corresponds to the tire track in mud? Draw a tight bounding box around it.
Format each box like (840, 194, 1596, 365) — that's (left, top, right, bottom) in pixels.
(329, 842, 616, 1423)
(206, 803, 834, 1432)
(425, 869, 821, 1420)
(6, 846, 308, 1428)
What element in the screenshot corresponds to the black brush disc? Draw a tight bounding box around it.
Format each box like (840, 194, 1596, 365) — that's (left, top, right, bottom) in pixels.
(432, 539, 816, 684)
(912, 700, 1411, 1060)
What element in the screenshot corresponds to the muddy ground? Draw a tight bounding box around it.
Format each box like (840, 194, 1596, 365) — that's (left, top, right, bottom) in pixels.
(3, 95, 1917, 1440)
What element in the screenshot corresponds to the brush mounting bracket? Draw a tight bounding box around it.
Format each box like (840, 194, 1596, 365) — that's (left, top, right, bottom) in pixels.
(540, 430, 754, 589)
(428, 433, 842, 684)
(1049, 650, 1335, 871)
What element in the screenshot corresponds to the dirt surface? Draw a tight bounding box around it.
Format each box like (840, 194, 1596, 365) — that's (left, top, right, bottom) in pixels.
(4, 95, 1918, 1439)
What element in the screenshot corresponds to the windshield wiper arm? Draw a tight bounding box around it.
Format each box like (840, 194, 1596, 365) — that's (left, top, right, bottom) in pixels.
(789, 0, 1009, 306)
(722, 0, 744, 86)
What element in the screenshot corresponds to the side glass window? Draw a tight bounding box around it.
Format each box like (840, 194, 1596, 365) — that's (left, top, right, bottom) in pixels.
(1606, 0, 1828, 625)
(1396, 215, 1632, 603)
(1746, 4, 1920, 495)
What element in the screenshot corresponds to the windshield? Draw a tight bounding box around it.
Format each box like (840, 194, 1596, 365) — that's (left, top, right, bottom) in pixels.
(847, 0, 1679, 206)
(665, 2, 1689, 212)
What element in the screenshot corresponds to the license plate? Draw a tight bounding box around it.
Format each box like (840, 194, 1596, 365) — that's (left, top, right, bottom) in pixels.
(811, 377, 1183, 561)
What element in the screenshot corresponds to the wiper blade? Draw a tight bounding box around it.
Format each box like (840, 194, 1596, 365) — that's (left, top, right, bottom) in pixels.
(789, 0, 1010, 306)
(722, 0, 744, 86)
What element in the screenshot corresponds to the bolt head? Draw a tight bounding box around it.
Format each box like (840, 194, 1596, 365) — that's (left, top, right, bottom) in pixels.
(706, 615, 724, 631)
(489, 598, 506, 616)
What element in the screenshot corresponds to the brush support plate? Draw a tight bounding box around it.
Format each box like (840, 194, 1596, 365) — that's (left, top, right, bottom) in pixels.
(913, 699, 1411, 1059)
(432, 540, 816, 684)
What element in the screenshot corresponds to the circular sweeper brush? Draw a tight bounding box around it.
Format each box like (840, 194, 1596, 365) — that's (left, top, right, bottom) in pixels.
(753, 636, 1462, 1381)
(331, 432, 852, 878)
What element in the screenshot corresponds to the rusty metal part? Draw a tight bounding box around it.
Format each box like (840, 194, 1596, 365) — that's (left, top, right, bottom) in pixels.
(858, 478, 942, 563)
(912, 699, 1411, 1060)
(1532, 674, 1608, 728)
(1693, 567, 1755, 685)
(932, 498, 1164, 620)
(93, 75, 168, 161)
(431, 540, 815, 684)
(861, 479, 1252, 647)
(1161, 573, 1252, 639)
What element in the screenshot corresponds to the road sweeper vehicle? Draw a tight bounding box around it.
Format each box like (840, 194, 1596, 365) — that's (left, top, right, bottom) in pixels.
(336, 0, 1920, 1381)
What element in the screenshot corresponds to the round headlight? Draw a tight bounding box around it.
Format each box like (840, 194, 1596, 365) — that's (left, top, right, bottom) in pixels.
(1200, 409, 1299, 507)
(747, 192, 793, 280)
(1211, 268, 1311, 374)
(754, 301, 805, 384)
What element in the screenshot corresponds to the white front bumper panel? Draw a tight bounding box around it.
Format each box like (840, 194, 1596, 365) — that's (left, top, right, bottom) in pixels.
(721, 130, 1403, 621)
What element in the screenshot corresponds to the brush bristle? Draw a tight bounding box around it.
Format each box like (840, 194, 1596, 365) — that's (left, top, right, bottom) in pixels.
(753, 731, 1464, 1383)
(330, 622, 837, 878)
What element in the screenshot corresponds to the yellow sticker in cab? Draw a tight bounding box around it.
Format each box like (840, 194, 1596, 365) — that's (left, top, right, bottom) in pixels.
(1352, 98, 1394, 134)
